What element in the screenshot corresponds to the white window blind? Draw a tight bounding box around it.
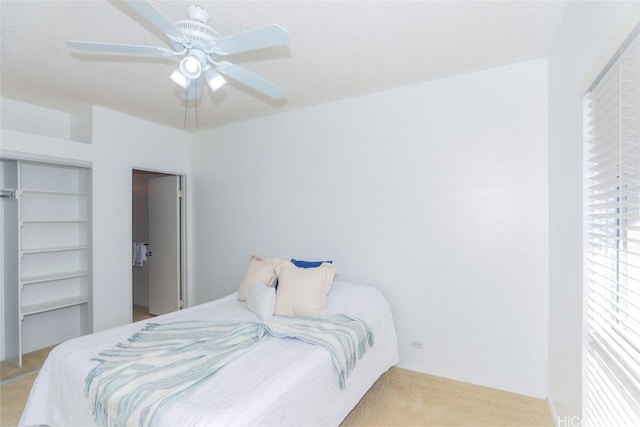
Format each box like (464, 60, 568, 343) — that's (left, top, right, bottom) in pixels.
(585, 24, 640, 426)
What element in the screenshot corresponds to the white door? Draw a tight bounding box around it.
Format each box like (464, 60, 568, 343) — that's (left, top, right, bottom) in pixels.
(147, 175, 181, 315)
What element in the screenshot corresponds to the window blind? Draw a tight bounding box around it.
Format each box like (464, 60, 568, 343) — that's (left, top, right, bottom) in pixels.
(584, 25, 640, 426)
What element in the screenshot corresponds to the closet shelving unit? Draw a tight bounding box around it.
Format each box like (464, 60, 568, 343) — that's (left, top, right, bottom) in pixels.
(2, 160, 92, 366)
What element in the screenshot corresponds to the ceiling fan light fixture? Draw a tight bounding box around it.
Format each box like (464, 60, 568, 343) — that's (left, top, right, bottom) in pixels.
(179, 55, 202, 80)
(170, 69, 190, 89)
(205, 68, 227, 92)
(66, 1, 290, 107)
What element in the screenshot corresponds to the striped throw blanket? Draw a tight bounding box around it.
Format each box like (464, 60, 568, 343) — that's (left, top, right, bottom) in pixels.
(84, 315, 373, 426)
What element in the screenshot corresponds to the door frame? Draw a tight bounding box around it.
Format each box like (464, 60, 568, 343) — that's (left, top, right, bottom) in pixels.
(131, 167, 188, 320)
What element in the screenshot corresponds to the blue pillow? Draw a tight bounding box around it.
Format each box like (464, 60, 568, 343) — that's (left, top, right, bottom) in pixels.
(290, 259, 333, 268)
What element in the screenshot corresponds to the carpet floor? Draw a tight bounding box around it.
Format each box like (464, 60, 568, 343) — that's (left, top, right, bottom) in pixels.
(343, 368, 553, 426)
(0, 347, 53, 384)
(0, 375, 36, 427)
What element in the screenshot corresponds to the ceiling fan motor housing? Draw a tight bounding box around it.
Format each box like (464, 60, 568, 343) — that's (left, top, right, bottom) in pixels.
(172, 20, 221, 56)
(187, 5, 209, 24)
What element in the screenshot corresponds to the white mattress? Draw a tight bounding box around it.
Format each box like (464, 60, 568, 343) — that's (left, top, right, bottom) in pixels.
(20, 281, 399, 426)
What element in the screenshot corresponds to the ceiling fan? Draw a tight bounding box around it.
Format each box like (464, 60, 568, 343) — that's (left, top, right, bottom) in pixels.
(67, 1, 289, 102)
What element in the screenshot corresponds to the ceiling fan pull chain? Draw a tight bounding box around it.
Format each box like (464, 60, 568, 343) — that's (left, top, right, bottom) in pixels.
(194, 79, 199, 129)
(184, 91, 188, 127)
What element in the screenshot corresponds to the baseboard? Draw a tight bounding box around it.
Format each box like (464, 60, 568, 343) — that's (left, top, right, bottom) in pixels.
(0, 369, 39, 386)
(397, 362, 546, 400)
(400, 361, 562, 427)
(546, 396, 559, 427)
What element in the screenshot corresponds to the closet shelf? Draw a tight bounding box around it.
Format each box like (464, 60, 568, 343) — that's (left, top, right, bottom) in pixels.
(4, 159, 92, 367)
(21, 219, 88, 224)
(20, 189, 89, 196)
(22, 296, 89, 318)
(21, 245, 88, 255)
(21, 271, 89, 285)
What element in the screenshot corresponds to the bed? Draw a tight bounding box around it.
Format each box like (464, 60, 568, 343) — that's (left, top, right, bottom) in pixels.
(20, 280, 399, 426)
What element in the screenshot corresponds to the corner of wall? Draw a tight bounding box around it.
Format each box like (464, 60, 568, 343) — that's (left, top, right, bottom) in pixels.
(547, 396, 559, 427)
(546, 0, 639, 423)
(70, 105, 93, 144)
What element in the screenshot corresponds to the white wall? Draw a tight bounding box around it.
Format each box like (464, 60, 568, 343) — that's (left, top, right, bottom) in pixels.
(0, 100, 191, 339)
(547, 2, 639, 422)
(87, 107, 191, 331)
(1, 100, 76, 142)
(191, 59, 549, 398)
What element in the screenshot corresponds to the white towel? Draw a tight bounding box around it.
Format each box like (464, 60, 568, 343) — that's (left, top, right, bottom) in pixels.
(132, 242, 148, 267)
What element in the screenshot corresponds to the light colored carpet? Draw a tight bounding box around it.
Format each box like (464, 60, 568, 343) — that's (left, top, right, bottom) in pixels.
(133, 304, 156, 322)
(1, 346, 55, 427)
(0, 359, 553, 427)
(0, 346, 53, 383)
(0, 374, 35, 427)
(342, 368, 553, 426)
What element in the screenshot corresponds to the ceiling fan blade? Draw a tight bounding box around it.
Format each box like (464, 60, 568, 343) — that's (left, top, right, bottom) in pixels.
(212, 25, 289, 55)
(123, 0, 186, 42)
(217, 61, 285, 99)
(67, 40, 174, 56)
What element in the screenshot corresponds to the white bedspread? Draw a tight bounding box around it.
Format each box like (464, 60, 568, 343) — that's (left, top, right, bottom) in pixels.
(20, 281, 399, 426)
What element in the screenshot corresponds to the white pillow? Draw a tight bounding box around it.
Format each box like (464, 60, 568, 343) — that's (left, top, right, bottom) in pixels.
(237, 254, 279, 301)
(246, 279, 276, 321)
(274, 261, 337, 317)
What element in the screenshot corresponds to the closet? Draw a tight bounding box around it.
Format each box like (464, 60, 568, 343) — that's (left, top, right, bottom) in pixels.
(1, 159, 92, 366)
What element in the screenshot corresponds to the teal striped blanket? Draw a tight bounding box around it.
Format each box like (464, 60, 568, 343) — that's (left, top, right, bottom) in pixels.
(84, 314, 373, 426)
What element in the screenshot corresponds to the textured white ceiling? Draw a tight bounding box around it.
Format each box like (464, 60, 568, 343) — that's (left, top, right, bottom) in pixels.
(0, 1, 568, 132)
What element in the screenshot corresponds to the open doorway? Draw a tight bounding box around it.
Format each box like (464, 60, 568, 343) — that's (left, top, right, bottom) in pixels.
(132, 169, 186, 322)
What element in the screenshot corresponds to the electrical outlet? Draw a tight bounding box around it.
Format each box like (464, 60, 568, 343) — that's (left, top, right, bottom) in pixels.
(410, 340, 424, 349)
